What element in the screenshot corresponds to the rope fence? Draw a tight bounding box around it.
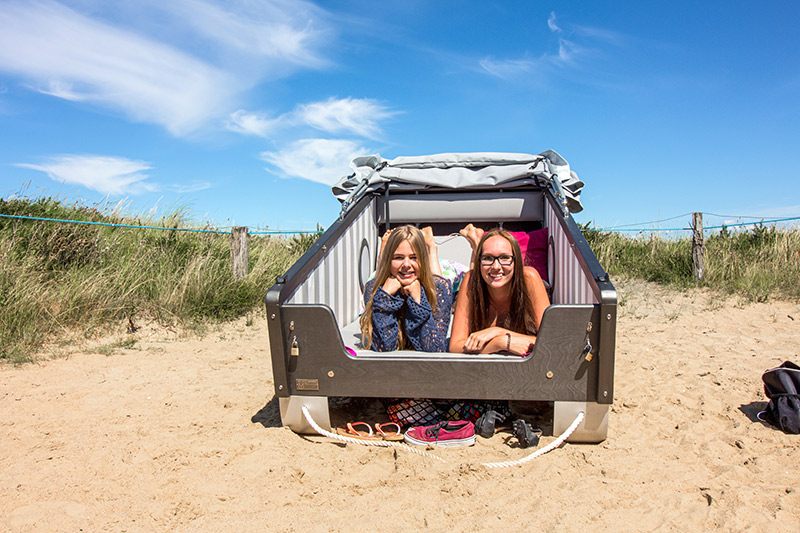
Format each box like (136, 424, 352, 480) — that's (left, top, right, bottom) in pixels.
(3, 209, 799, 282)
(582, 214, 800, 233)
(581, 212, 800, 283)
(0, 213, 324, 235)
(0, 212, 324, 280)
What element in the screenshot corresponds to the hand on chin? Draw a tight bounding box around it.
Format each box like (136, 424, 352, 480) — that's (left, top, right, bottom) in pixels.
(396, 273, 417, 287)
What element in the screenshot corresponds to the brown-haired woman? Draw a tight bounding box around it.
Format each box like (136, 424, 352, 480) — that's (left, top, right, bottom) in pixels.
(449, 228, 549, 355)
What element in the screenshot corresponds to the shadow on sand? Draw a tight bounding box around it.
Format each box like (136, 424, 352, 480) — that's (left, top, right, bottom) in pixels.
(251, 396, 282, 428)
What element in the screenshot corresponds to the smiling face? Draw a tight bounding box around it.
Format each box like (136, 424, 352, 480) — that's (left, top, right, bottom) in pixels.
(390, 239, 420, 286)
(479, 235, 515, 289)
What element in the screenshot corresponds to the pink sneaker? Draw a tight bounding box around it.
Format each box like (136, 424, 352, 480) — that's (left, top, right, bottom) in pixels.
(404, 420, 476, 448)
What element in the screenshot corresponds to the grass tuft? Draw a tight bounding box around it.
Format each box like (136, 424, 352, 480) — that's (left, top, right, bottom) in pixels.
(582, 223, 800, 301)
(1, 195, 318, 362)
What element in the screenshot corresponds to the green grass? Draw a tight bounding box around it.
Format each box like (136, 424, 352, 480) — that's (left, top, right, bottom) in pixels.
(4, 194, 797, 363)
(0, 195, 318, 363)
(582, 223, 800, 302)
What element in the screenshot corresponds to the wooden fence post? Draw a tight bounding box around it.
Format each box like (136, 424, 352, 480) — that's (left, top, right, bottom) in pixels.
(692, 212, 704, 282)
(231, 226, 249, 280)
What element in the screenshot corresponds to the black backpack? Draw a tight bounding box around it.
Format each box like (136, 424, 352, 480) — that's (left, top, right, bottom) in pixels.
(758, 361, 800, 434)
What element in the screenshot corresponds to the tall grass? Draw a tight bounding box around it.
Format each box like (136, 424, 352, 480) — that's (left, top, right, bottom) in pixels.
(583, 223, 800, 302)
(1, 196, 317, 363)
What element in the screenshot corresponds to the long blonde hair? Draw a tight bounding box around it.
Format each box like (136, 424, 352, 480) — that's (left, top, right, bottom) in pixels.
(360, 225, 437, 350)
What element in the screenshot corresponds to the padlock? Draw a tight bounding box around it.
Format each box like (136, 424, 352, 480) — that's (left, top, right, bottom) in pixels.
(290, 336, 299, 357)
(583, 339, 594, 362)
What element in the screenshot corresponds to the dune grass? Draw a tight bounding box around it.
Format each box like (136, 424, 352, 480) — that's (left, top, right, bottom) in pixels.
(582, 223, 800, 302)
(0, 196, 317, 363)
(3, 194, 797, 363)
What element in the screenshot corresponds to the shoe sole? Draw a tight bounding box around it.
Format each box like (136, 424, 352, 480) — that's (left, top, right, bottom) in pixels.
(403, 434, 476, 448)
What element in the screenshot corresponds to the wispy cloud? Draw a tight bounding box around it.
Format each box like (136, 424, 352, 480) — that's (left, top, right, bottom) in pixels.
(298, 97, 398, 140)
(0, 0, 332, 135)
(547, 12, 561, 33)
(16, 155, 157, 195)
(479, 11, 614, 79)
(226, 110, 283, 138)
(228, 97, 397, 140)
(261, 139, 368, 186)
(478, 57, 537, 79)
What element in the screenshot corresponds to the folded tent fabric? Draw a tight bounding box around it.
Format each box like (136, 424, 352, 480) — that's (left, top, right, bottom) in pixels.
(332, 150, 585, 214)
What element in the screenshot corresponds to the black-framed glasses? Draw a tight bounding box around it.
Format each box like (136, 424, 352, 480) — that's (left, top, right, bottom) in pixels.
(480, 254, 514, 267)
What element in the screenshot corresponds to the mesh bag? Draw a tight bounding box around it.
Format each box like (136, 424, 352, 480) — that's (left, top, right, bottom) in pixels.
(443, 400, 511, 423)
(384, 399, 445, 427)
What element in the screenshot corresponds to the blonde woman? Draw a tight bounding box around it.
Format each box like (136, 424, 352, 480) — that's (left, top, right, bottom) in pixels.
(360, 225, 452, 352)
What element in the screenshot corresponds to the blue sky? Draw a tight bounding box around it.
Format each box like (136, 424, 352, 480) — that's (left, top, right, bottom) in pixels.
(1, 0, 798, 232)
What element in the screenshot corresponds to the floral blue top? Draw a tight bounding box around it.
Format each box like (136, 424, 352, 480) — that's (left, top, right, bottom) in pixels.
(363, 276, 453, 352)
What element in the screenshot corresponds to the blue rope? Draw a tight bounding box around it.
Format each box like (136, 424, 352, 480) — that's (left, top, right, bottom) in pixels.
(0, 213, 324, 235)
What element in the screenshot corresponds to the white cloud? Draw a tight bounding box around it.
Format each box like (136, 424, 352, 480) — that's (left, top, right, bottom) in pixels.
(479, 12, 598, 79)
(571, 24, 624, 45)
(0, 0, 332, 135)
(228, 97, 397, 140)
(261, 139, 368, 186)
(555, 39, 581, 65)
(227, 110, 283, 137)
(163, 0, 331, 68)
(479, 57, 535, 79)
(16, 155, 157, 195)
(547, 12, 561, 33)
(298, 97, 397, 139)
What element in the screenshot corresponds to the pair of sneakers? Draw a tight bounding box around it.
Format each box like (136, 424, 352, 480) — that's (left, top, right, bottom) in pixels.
(404, 420, 476, 448)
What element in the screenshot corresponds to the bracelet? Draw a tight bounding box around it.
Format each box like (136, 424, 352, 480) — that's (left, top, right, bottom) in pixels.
(506, 332, 511, 352)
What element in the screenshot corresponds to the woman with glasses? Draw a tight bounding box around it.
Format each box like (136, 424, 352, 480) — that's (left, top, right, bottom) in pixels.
(449, 227, 550, 355)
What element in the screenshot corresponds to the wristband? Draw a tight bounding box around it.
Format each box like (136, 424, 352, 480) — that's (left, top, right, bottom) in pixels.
(506, 332, 511, 352)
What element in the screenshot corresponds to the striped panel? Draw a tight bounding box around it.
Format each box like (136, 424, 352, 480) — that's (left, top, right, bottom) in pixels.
(545, 201, 598, 305)
(287, 202, 377, 325)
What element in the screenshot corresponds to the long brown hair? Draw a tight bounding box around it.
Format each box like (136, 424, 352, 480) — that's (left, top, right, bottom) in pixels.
(468, 228, 537, 335)
(360, 225, 437, 350)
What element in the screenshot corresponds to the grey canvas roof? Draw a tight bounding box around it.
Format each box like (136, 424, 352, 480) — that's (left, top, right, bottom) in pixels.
(332, 150, 585, 214)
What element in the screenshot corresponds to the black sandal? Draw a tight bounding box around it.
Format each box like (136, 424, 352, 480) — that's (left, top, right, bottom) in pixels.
(512, 419, 542, 448)
(475, 410, 508, 438)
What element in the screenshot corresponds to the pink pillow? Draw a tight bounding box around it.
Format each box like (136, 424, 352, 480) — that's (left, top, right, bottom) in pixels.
(509, 228, 548, 281)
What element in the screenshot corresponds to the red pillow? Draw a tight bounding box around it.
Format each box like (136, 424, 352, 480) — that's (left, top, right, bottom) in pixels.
(509, 228, 548, 281)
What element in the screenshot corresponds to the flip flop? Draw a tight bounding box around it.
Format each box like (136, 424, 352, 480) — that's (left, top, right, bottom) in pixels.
(336, 422, 382, 441)
(375, 422, 404, 441)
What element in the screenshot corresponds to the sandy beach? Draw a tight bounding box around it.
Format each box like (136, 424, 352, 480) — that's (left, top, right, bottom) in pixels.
(2, 278, 799, 532)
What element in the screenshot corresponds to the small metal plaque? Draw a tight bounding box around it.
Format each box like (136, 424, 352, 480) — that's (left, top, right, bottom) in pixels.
(296, 379, 319, 391)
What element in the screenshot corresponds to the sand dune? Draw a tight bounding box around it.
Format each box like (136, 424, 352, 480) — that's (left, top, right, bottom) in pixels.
(2, 278, 799, 532)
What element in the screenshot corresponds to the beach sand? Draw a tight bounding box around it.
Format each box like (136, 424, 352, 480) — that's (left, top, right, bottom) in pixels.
(2, 278, 799, 532)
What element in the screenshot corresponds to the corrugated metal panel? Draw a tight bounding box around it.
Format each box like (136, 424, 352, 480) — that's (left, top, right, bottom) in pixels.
(287, 201, 377, 325)
(545, 200, 598, 305)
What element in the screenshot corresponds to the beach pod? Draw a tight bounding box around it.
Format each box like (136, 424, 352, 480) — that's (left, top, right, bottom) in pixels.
(265, 151, 616, 443)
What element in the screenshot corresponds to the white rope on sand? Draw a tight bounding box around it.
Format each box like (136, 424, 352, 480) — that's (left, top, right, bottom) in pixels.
(301, 405, 586, 468)
(481, 411, 585, 469)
